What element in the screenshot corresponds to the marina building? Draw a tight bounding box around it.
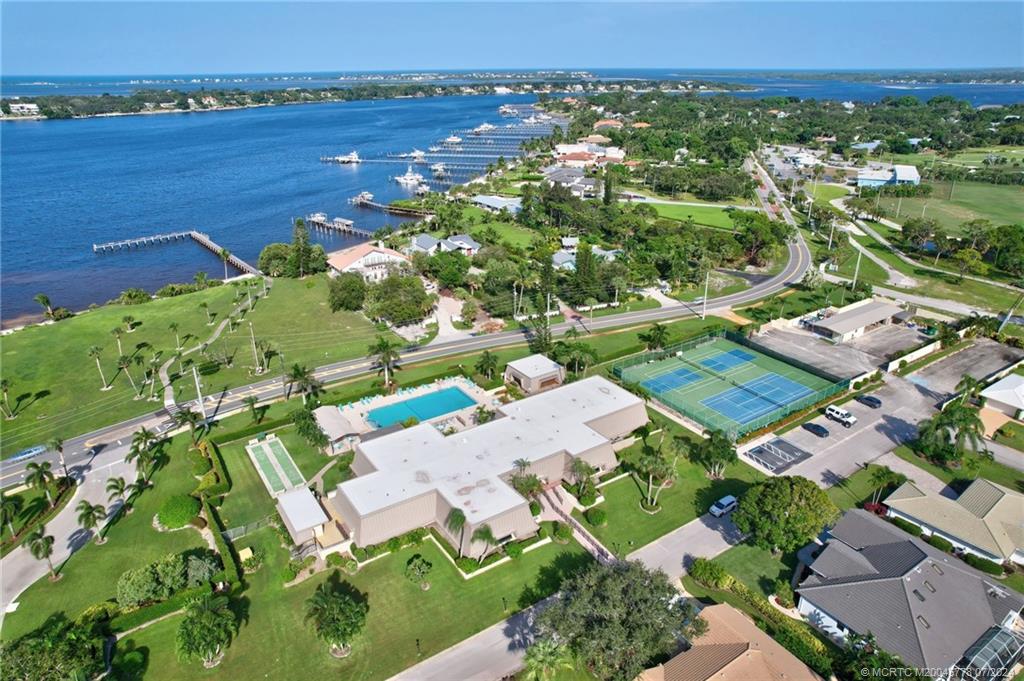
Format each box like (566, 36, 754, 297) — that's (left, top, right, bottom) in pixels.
(328, 377, 647, 557)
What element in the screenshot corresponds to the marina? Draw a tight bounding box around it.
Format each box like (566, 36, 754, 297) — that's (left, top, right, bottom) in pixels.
(304, 212, 375, 238)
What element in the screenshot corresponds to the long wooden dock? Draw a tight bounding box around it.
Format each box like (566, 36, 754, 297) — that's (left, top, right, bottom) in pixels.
(347, 196, 433, 217)
(305, 212, 375, 238)
(93, 230, 260, 276)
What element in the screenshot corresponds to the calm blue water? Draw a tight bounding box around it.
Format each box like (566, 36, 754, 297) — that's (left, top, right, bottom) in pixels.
(366, 386, 476, 428)
(0, 93, 537, 324)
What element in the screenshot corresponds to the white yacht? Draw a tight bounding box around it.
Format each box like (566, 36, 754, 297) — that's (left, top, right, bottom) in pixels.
(395, 166, 424, 187)
(444, 135, 463, 144)
(348, 191, 374, 204)
(428, 145, 441, 152)
(415, 183, 431, 195)
(472, 123, 496, 134)
(430, 162, 448, 177)
(335, 151, 361, 164)
(410, 149, 426, 163)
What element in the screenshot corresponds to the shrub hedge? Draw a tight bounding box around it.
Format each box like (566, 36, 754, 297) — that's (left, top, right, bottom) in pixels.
(586, 508, 608, 527)
(157, 495, 200, 529)
(202, 498, 241, 583)
(889, 516, 923, 537)
(963, 553, 1004, 575)
(108, 583, 213, 633)
(927, 534, 954, 552)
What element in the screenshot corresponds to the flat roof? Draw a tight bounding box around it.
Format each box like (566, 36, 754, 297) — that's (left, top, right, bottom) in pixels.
(336, 376, 642, 524)
(277, 487, 328, 532)
(505, 354, 563, 379)
(813, 300, 903, 335)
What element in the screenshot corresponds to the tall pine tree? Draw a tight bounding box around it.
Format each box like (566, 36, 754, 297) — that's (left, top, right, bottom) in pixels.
(288, 218, 312, 277)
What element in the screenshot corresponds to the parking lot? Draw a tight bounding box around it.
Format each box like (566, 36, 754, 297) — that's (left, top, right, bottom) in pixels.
(754, 328, 878, 379)
(911, 338, 1024, 397)
(779, 375, 938, 487)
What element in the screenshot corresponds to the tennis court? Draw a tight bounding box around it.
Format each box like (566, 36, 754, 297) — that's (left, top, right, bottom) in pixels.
(615, 332, 845, 438)
(246, 436, 306, 496)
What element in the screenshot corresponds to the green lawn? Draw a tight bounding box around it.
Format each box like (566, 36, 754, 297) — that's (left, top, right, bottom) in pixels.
(2, 436, 206, 641)
(812, 183, 850, 206)
(471, 221, 539, 249)
(876, 181, 1024, 234)
(623, 185, 756, 207)
(651, 204, 738, 230)
(0, 485, 51, 544)
(0, 276, 395, 458)
(575, 410, 765, 557)
(712, 543, 798, 600)
(111, 529, 592, 681)
(674, 272, 751, 302)
(215, 440, 279, 530)
(888, 146, 1024, 171)
(737, 286, 867, 325)
(891, 445, 1024, 493)
(826, 464, 890, 511)
(581, 297, 661, 319)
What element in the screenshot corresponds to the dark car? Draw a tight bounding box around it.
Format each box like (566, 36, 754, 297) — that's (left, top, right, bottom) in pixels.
(856, 395, 883, 409)
(803, 422, 830, 438)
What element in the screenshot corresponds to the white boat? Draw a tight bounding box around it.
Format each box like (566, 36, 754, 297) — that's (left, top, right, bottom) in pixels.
(444, 135, 463, 144)
(348, 191, 374, 204)
(472, 123, 496, 134)
(498, 104, 515, 116)
(410, 149, 426, 163)
(334, 151, 361, 164)
(430, 162, 448, 177)
(415, 183, 431, 195)
(395, 166, 424, 187)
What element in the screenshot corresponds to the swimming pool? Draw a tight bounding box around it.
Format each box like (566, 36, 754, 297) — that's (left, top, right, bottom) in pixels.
(367, 386, 477, 428)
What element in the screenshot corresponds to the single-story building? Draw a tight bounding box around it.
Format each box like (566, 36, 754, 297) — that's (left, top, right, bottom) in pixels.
(472, 194, 522, 215)
(328, 377, 647, 557)
(593, 118, 623, 130)
(639, 604, 821, 681)
(856, 164, 921, 188)
(503, 354, 565, 394)
(7, 102, 40, 116)
(850, 140, 882, 152)
(885, 478, 1024, 565)
(407, 233, 480, 257)
(313, 405, 360, 454)
(579, 134, 612, 145)
(980, 374, 1024, 419)
(797, 510, 1024, 677)
(560, 237, 580, 252)
(409, 233, 443, 255)
(552, 249, 576, 271)
(276, 487, 347, 556)
(327, 242, 410, 282)
(556, 151, 598, 168)
(807, 298, 904, 343)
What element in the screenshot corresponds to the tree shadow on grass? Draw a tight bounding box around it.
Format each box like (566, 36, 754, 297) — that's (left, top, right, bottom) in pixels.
(516, 549, 592, 610)
(110, 639, 150, 681)
(12, 389, 50, 416)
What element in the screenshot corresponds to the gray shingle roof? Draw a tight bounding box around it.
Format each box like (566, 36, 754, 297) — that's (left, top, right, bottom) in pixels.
(798, 510, 1024, 670)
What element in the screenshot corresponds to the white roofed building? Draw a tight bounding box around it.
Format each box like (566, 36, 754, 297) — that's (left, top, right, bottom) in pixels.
(504, 354, 565, 394)
(981, 374, 1024, 419)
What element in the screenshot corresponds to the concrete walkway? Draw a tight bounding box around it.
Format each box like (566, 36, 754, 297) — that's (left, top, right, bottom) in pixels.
(984, 440, 1024, 473)
(643, 287, 683, 308)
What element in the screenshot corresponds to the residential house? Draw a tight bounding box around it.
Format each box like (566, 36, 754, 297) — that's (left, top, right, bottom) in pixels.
(560, 237, 580, 252)
(885, 478, 1024, 566)
(446, 234, 481, 256)
(797, 510, 1024, 677)
(327, 242, 410, 282)
(328, 377, 647, 557)
(631, 121, 651, 129)
(7, 102, 40, 116)
(639, 604, 821, 681)
(409, 234, 443, 256)
(552, 250, 576, 271)
(472, 194, 522, 215)
(980, 374, 1024, 419)
(579, 134, 612, 145)
(851, 140, 882, 152)
(557, 151, 599, 168)
(593, 118, 623, 130)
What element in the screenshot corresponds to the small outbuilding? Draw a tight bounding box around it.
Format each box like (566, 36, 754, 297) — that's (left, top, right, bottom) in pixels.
(808, 299, 904, 343)
(276, 487, 329, 546)
(313, 405, 360, 454)
(503, 354, 565, 394)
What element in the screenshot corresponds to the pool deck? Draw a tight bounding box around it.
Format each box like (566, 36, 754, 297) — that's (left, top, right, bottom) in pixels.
(338, 376, 498, 435)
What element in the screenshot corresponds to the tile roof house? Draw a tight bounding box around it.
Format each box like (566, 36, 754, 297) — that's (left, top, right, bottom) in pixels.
(885, 479, 1024, 565)
(639, 604, 821, 681)
(797, 510, 1024, 675)
(593, 118, 623, 130)
(327, 242, 410, 282)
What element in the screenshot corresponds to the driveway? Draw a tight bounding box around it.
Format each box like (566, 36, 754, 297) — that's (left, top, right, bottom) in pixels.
(627, 514, 743, 581)
(910, 338, 1024, 397)
(429, 294, 472, 344)
(783, 375, 940, 487)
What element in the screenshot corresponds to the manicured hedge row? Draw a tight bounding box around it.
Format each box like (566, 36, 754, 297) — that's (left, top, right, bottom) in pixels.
(352, 528, 428, 562)
(209, 417, 292, 446)
(889, 516, 923, 537)
(195, 440, 231, 498)
(203, 498, 241, 583)
(109, 583, 213, 633)
(964, 553, 1004, 575)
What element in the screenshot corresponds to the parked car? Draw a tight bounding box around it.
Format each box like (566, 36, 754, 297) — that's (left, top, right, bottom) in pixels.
(803, 422, 830, 438)
(825, 404, 858, 428)
(856, 395, 882, 409)
(709, 495, 738, 517)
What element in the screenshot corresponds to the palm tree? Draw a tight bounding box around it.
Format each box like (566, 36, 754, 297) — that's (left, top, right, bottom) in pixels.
(87, 345, 110, 389)
(471, 524, 498, 565)
(174, 408, 203, 447)
(523, 638, 574, 681)
(445, 508, 467, 557)
(956, 375, 983, 403)
(34, 293, 54, 319)
(176, 594, 236, 668)
(27, 527, 59, 580)
(570, 458, 596, 500)
(199, 301, 213, 325)
(169, 321, 182, 349)
(117, 355, 140, 395)
(219, 248, 231, 280)
(286, 364, 323, 405)
(869, 466, 907, 504)
(368, 336, 402, 389)
(194, 271, 209, 289)
(943, 403, 987, 455)
(1, 492, 24, 537)
(111, 327, 124, 355)
(304, 582, 368, 658)
(122, 315, 135, 333)
(0, 378, 12, 418)
(25, 461, 55, 506)
(242, 395, 260, 424)
(475, 350, 498, 380)
(106, 476, 127, 505)
(125, 477, 148, 510)
(638, 322, 668, 350)
(47, 437, 68, 479)
(76, 500, 107, 544)
(132, 426, 157, 454)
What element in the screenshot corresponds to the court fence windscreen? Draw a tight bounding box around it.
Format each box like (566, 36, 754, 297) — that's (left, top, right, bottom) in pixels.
(612, 330, 848, 439)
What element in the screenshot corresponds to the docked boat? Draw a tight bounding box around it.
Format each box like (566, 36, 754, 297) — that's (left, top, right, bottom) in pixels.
(428, 145, 441, 152)
(348, 191, 374, 204)
(394, 166, 425, 187)
(415, 183, 431, 196)
(410, 149, 426, 163)
(430, 162, 448, 177)
(335, 151, 361, 164)
(444, 135, 463, 144)
(498, 104, 516, 116)
(472, 123, 496, 134)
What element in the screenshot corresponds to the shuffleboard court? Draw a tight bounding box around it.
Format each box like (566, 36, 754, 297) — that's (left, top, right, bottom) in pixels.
(268, 439, 305, 487)
(246, 437, 305, 496)
(614, 332, 845, 438)
(249, 444, 286, 494)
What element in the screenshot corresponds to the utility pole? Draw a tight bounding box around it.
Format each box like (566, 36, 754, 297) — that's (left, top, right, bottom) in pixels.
(827, 221, 836, 251)
(192, 366, 207, 421)
(851, 248, 862, 292)
(702, 270, 710, 320)
(998, 295, 1022, 335)
(249, 322, 260, 373)
(279, 353, 287, 399)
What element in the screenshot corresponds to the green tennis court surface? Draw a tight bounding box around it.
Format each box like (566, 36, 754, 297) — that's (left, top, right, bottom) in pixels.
(246, 437, 305, 495)
(615, 333, 844, 439)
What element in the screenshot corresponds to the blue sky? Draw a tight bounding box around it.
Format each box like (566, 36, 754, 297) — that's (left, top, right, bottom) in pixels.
(2, 1, 1022, 75)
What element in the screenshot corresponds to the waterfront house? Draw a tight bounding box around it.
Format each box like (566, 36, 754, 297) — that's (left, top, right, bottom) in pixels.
(796, 510, 1024, 677)
(884, 478, 1024, 565)
(328, 377, 647, 558)
(7, 102, 40, 116)
(445, 234, 481, 256)
(593, 118, 623, 130)
(327, 242, 410, 283)
(409, 234, 443, 256)
(472, 194, 522, 215)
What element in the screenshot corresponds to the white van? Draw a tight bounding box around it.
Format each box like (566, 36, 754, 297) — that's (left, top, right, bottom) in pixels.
(825, 404, 857, 428)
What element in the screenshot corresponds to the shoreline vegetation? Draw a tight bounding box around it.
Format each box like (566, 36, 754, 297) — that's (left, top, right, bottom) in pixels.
(0, 78, 754, 121)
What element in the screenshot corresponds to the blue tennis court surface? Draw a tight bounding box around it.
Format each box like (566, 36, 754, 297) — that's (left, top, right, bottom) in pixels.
(641, 367, 702, 392)
(701, 373, 814, 425)
(367, 386, 476, 428)
(700, 348, 756, 373)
